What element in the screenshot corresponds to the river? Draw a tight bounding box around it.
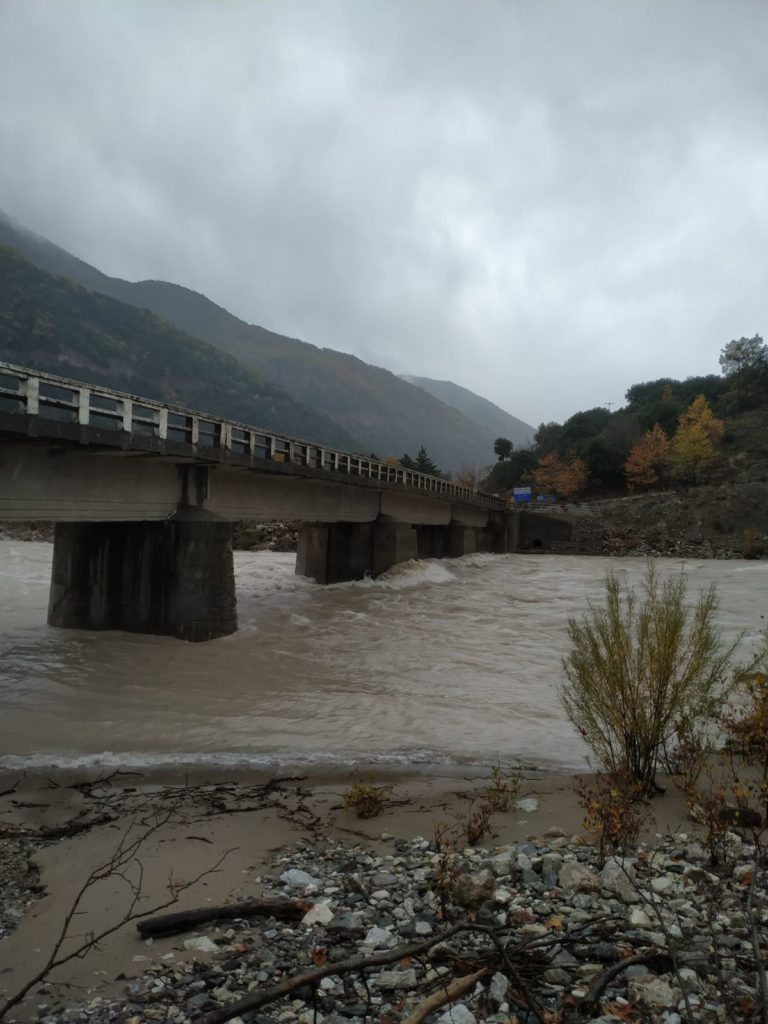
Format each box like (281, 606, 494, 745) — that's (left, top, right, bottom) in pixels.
(0, 541, 765, 773)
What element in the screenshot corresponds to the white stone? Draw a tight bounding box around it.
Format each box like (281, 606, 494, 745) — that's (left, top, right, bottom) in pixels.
(437, 1004, 476, 1024)
(651, 874, 675, 893)
(302, 903, 335, 927)
(516, 797, 539, 813)
(629, 907, 653, 928)
(280, 868, 321, 890)
(488, 973, 508, 1007)
(183, 936, 218, 953)
(364, 925, 394, 948)
(628, 976, 681, 1008)
(600, 857, 639, 903)
(558, 861, 600, 892)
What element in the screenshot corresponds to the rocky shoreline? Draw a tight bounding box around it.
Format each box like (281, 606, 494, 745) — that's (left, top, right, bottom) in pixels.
(8, 823, 765, 1024)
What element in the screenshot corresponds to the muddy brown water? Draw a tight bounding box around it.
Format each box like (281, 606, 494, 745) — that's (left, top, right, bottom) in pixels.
(0, 542, 765, 772)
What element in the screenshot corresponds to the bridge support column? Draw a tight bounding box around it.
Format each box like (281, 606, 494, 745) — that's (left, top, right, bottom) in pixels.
(416, 524, 448, 559)
(296, 523, 373, 584)
(372, 520, 418, 576)
(449, 523, 478, 557)
(48, 512, 237, 642)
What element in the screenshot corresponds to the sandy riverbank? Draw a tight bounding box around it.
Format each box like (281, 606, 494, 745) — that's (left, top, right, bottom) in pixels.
(0, 763, 697, 1021)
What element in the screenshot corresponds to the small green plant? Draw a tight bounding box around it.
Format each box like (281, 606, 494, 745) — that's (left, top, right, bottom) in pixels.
(341, 776, 393, 819)
(561, 564, 740, 794)
(482, 759, 521, 813)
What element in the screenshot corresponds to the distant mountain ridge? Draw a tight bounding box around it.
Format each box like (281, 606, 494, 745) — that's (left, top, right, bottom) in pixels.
(0, 209, 534, 470)
(0, 245, 359, 449)
(401, 375, 534, 448)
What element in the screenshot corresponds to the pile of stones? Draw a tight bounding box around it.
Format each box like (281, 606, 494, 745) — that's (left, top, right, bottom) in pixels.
(25, 827, 767, 1024)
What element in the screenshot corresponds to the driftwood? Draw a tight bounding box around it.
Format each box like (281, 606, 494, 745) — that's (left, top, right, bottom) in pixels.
(402, 967, 489, 1024)
(198, 924, 467, 1024)
(137, 897, 310, 938)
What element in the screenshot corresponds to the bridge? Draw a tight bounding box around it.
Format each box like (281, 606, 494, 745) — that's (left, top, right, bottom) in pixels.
(0, 362, 573, 641)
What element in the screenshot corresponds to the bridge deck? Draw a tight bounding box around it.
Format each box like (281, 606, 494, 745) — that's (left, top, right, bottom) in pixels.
(0, 362, 503, 510)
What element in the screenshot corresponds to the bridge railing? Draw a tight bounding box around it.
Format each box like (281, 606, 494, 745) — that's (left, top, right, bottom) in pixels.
(0, 362, 504, 509)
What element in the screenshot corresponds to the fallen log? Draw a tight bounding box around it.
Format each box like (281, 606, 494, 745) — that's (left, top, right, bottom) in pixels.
(197, 924, 467, 1024)
(137, 897, 309, 938)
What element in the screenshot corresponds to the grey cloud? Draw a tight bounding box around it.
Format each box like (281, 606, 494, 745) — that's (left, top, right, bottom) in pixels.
(1, 0, 767, 424)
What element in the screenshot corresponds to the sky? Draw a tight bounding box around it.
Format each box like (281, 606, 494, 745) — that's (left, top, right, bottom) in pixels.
(1, 1, 767, 426)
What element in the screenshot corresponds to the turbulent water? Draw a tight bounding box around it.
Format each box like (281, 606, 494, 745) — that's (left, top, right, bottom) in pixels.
(0, 541, 765, 773)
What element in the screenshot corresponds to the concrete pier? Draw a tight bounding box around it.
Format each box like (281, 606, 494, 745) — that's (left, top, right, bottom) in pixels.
(48, 512, 237, 642)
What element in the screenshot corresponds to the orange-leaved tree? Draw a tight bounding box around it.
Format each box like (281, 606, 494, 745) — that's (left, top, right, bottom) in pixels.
(534, 453, 588, 498)
(624, 423, 671, 490)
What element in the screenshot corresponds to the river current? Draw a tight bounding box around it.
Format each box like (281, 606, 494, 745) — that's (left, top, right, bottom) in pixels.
(0, 541, 765, 773)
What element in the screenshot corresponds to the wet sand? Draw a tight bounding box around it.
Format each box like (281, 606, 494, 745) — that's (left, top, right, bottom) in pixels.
(0, 764, 695, 1020)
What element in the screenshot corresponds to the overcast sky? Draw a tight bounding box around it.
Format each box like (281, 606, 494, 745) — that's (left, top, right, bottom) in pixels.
(1, 1, 767, 425)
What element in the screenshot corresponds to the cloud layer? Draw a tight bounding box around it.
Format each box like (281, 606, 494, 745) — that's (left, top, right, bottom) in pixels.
(2, 0, 767, 424)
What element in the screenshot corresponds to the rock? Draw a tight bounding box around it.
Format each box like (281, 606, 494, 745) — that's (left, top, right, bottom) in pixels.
(600, 857, 639, 903)
(376, 969, 417, 990)
(327, 912, 364, 936)
(628, 907, 653, 928)
(558, 861, 600, 892)
(363, 925, 394, 947)
(516, 797, 539, 813)
(488, 972, 508, 1007)
(183, 936, 218, 953)
(302, 903, 335, 927)
(628, 976, 682, 1008)
(650, 874, 675, 893)
(453, 869, 494, 908)
(437, 1005, 476, 1024)
(281, 868, 322, 890)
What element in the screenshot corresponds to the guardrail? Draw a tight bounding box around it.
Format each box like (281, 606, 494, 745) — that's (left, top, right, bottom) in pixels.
(0, 362, 504, 510)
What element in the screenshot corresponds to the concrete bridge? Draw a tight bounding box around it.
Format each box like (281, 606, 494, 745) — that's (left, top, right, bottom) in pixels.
(0, 362, 576, 642)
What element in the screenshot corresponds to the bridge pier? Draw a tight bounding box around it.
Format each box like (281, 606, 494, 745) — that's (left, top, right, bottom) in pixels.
(48, 511, 237, 642)
(296, 518, 419, 583)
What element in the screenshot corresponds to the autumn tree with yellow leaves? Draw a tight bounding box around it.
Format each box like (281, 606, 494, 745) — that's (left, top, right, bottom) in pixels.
(669, 394, 725, 482)
(624, 423, 671, 490)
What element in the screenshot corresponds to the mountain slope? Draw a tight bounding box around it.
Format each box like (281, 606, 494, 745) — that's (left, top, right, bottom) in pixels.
(401, 375, 534, 448)
(0, 245, 359, 449)
(0, 210, 516, 470)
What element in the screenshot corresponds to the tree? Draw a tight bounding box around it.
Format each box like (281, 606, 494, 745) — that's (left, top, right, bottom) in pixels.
(400, 453, 415, 469)
(624, 423, 671, 490)
(493, 437, 513, 461)
(561, 566, 738, 794)
(669, 395, 724, 482)
(719, 334, 768, 409)
(413, 445, 440, 476)
(533, 452, 587, 498)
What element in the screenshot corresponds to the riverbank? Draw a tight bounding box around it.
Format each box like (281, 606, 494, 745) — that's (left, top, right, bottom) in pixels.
(0, 764, 721, 1023)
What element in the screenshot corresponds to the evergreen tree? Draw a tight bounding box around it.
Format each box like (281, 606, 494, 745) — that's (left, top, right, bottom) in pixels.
(413, 445, 440, 475)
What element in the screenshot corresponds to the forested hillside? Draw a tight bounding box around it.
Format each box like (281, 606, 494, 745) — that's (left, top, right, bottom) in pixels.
(0, 210, 520, 471)
(486, 339, 768, 499)
(0, 246, 360, 448)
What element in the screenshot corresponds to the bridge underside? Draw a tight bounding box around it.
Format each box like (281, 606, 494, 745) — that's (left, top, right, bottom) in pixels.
(2, 443, 530, 641)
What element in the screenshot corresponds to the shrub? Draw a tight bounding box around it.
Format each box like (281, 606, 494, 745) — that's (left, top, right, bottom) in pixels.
(342, 777, 393, 819)
(561, 565, 738, 794)
(482, 759, 521, 813)
(575, 774, 648, 866)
